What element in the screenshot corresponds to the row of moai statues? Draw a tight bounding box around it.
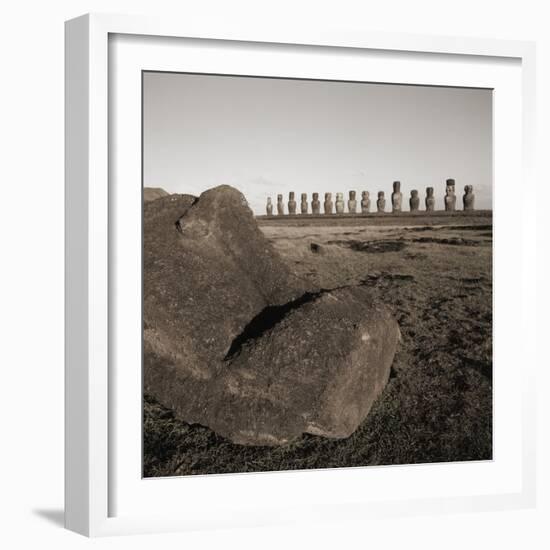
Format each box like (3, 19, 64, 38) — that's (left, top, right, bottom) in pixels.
(265, 180, 475, 215)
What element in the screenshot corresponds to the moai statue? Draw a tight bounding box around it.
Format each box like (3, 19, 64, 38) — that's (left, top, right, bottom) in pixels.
(391, 181, 403, 213)
(288, 192, 297, 215)
(277, 194, 284, 215)
(335, 192, 345, 214)
(311, 192, 321, 214)
(409, 190, 420, 212)
(266, 197, 273, 216)
(361, 191, 371, 214)
(444, 179, 457, 212)
(348, 190, 357, 213)
(425, 187, 435, 212)
(463, 185, 475, 211)
(300, 193, 308, 214)
(377, 191, 386, 212)
(324, 192, 333, 214)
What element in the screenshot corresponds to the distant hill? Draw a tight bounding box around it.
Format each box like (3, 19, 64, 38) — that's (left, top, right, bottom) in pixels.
(144, 187, 169, 203)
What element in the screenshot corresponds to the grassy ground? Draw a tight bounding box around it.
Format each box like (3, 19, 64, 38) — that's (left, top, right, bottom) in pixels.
(144, 218, 492, 477)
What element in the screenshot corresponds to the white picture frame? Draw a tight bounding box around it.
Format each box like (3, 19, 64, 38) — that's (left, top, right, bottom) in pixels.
(65, 13, 537, 537)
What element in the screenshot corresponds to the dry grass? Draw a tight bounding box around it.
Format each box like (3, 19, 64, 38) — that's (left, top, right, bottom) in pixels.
(144, 219, 492, 477)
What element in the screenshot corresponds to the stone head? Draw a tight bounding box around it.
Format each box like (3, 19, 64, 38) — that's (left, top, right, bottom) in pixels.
(426, 187, 434, 197)
(277, 194, 283, 201)
(393, 181, 401, 192)
(411, 190, 419, 198)
(301, 193, 307, 200)
(362, 190, 369, 198)
(313, 192, 319, 200)
(289, 192, 295, 200)
(378, 191, 385, 199)
(349, 190, 356, 199)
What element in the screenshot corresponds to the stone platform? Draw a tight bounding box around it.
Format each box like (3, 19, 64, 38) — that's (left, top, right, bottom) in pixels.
(256, 210, 492, 227)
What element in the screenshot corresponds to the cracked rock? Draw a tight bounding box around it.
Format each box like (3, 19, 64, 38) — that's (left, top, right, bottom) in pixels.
(143, 185, 400, 445)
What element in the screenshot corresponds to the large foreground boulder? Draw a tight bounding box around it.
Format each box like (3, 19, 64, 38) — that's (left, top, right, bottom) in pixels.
(143, 185, 400, 445)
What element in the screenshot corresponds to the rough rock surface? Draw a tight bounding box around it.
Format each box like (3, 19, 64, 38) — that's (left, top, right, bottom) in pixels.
(144, 187, 169, 202)
(143, 185, 400, 445)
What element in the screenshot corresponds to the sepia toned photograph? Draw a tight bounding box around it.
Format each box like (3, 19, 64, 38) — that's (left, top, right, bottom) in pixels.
(142, 71, 493, 477)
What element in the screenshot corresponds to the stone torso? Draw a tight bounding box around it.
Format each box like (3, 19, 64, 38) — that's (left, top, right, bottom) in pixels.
(300, 193, 308, 214)
(425, 187, 435, 212)
(361, 191, 370, 213)
(391, 181, 402, 213)
(288, 192, 297, 215)
(324, 193, 333, 214)
(377, 192, 386, 213)
(335, 193, 345, 214)
(409, 190, 420, 212)
(277, 194, 284, 215)
(463, 185, 475, 211)
(444, 179, 456, 212)
(311, 193, 321, 214)
(348, 191, 357, 213)
(444, 186, 456, 212)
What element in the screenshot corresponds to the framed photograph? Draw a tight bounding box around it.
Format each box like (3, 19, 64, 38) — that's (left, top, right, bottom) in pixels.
(65, 13, 537, 537)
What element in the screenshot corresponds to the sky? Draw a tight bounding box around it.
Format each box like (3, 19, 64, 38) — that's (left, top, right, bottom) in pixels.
(143, 72, 492, 214)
